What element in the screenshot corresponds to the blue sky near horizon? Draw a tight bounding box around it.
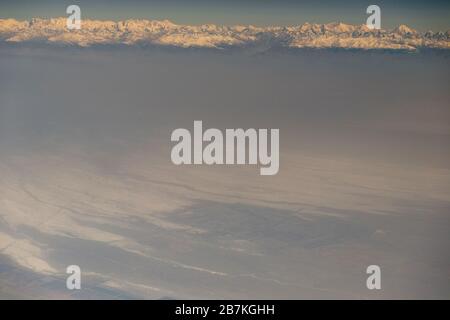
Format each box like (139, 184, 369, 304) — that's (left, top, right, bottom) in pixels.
(0, 0, 449, 31)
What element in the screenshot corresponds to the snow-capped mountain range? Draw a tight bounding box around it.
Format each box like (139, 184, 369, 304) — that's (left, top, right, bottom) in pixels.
(0, 17, 449, 50)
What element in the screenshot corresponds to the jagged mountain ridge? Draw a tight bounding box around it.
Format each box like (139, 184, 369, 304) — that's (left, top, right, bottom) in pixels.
(0, 17, 449, 50)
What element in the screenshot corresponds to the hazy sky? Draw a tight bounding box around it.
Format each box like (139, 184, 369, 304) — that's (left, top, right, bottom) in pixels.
(0, 0, 449, 31)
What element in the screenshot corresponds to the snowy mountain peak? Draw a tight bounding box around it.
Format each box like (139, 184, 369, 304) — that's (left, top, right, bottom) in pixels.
(0, 18, 448, 51)
(393, 24, 417, 34)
